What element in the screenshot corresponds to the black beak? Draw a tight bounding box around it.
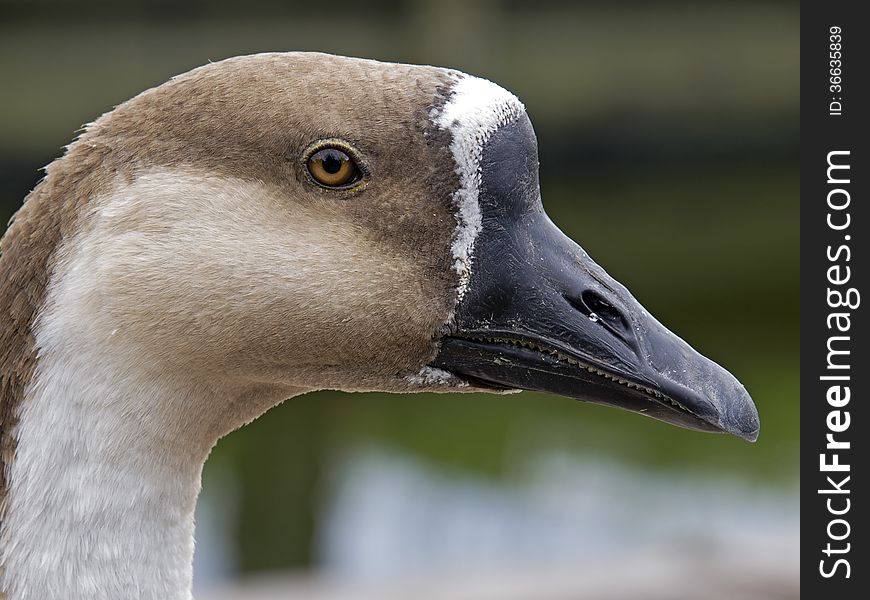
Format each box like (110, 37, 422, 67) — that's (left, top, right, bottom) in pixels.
(430, 115, 759, 442)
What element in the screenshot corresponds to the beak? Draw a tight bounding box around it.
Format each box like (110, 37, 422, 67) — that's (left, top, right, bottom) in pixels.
(430, 115, 759, 442)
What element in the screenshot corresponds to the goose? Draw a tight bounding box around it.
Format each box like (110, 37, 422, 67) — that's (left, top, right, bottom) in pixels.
(0, 52, 759, 599)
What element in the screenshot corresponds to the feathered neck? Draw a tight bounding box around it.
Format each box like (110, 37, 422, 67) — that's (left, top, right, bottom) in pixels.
(0, 147, 300, 599)
(0, 141, 113, 526)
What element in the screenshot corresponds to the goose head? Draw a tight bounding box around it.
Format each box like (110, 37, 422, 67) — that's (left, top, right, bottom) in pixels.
(21, 52, 757, 437)
(0, 52, 758, 597)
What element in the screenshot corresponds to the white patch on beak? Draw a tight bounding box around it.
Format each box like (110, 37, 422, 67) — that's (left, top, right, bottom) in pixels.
(432, 73, 525, 301)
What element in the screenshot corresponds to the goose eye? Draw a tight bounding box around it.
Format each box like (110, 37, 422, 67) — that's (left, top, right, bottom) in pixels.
(307, 148, 360, 188)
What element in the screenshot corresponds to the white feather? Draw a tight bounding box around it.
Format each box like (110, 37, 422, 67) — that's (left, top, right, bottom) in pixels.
(433, 74, 525, 300)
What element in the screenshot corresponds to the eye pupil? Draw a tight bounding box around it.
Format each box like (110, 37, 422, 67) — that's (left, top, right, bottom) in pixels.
(306, 146, 362, 188)
(321, 153, 343, 174)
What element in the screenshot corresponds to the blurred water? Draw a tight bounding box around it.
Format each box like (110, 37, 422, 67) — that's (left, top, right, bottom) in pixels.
(318, 447, 798, 576)
(195, 445, 798, 596)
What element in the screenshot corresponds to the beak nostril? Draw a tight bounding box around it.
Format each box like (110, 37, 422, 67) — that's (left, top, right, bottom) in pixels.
(572, 290, 631, 334)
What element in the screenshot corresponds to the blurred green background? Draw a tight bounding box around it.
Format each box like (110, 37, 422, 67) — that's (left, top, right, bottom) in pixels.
(0, 0, 797, 581)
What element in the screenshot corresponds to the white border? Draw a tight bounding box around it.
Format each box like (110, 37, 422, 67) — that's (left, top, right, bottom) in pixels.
(433, 74, 525, 300)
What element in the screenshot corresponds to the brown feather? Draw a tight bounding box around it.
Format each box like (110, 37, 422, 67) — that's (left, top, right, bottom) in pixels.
(0, 52, 460, 536)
